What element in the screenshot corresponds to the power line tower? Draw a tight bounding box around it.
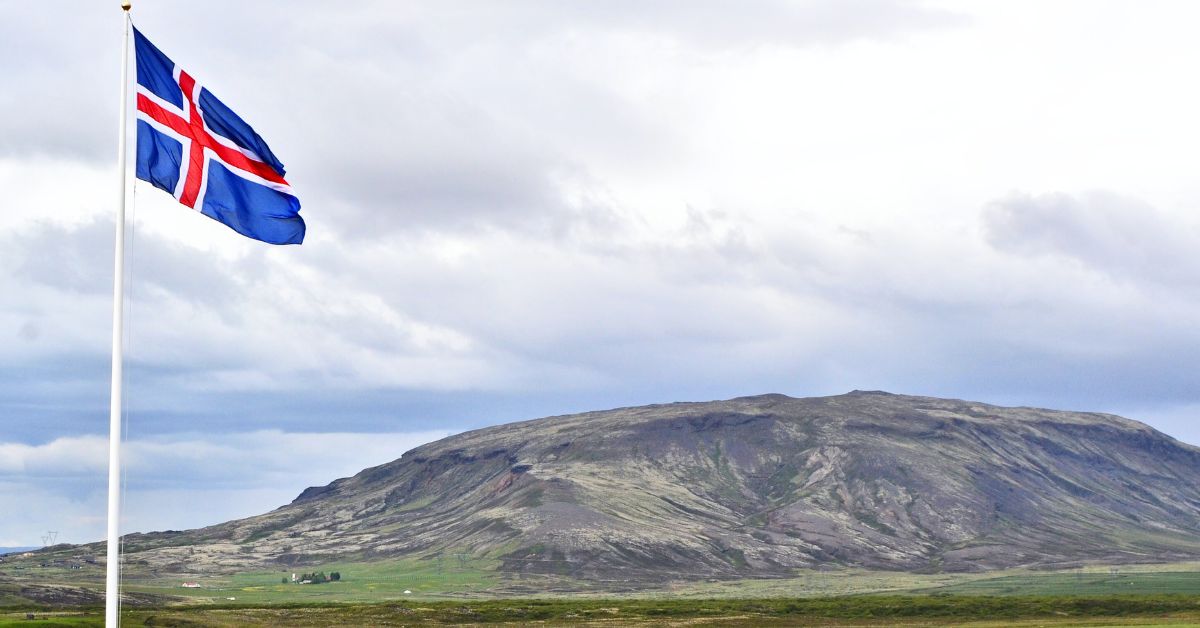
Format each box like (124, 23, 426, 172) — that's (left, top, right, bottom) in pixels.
(40, 531, 58, 547)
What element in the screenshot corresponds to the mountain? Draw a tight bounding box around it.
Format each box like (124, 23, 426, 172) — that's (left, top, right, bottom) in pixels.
(115, 391, 1200, 581)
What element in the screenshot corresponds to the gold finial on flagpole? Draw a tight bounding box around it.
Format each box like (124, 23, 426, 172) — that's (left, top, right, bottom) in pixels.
(121, 1, 131, 11)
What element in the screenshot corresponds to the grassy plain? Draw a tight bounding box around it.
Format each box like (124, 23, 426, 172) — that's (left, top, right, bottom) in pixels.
(105, 561, 1200, 605)
(120, 557, 502, 605)
(7, 596, 1200, 626)
(11, 560, 1200, 625)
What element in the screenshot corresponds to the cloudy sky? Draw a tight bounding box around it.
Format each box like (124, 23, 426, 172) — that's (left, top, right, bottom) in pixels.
(3, 0, 1200, 545)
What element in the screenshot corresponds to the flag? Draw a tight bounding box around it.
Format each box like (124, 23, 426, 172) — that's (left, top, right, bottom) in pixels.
(132, 26, 305, 245)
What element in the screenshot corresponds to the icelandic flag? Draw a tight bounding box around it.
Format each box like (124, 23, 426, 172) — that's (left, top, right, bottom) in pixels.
(132, 26, 304, 245)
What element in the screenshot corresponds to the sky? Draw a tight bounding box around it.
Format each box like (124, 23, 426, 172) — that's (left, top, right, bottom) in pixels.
(3, 0, 1200, 545)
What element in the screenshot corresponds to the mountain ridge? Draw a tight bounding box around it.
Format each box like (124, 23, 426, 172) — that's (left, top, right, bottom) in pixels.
(292, 390, 1166, 506)
(103, 391, 1200, 582)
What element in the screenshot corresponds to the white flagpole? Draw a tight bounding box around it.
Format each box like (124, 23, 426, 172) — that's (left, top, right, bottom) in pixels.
(107, 2, 132, 626)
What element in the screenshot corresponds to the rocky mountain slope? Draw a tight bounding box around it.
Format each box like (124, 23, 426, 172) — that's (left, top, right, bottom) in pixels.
(115, 391, 1200, 581)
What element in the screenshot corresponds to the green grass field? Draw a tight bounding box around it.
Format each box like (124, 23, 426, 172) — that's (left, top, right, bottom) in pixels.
(119, 557, 503, 605)
(12, 561, 1200, 625)
(8, 596, 1200, 627)
(924, 571, 1200, 596)
(105, 561, 1200, 605)
(0, 617, 98, 628)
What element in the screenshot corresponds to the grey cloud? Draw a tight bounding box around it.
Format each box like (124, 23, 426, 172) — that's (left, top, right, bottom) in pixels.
(2, 216, 526, 414)
(9, 186, 1200, 449)
(297, 91, 571, 237)
(0, 1, 964, 237)
(982, 191, 1200, 288)
(0, 359, 111, 443)
(0, 219, 281, 418)
(0, 6, 113, 160)
(281, 0, 963, 237)
(5, 218, 246, 304)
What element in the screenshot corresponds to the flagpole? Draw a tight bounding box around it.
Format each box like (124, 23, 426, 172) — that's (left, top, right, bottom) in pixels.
(107, 2, 132, 626)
